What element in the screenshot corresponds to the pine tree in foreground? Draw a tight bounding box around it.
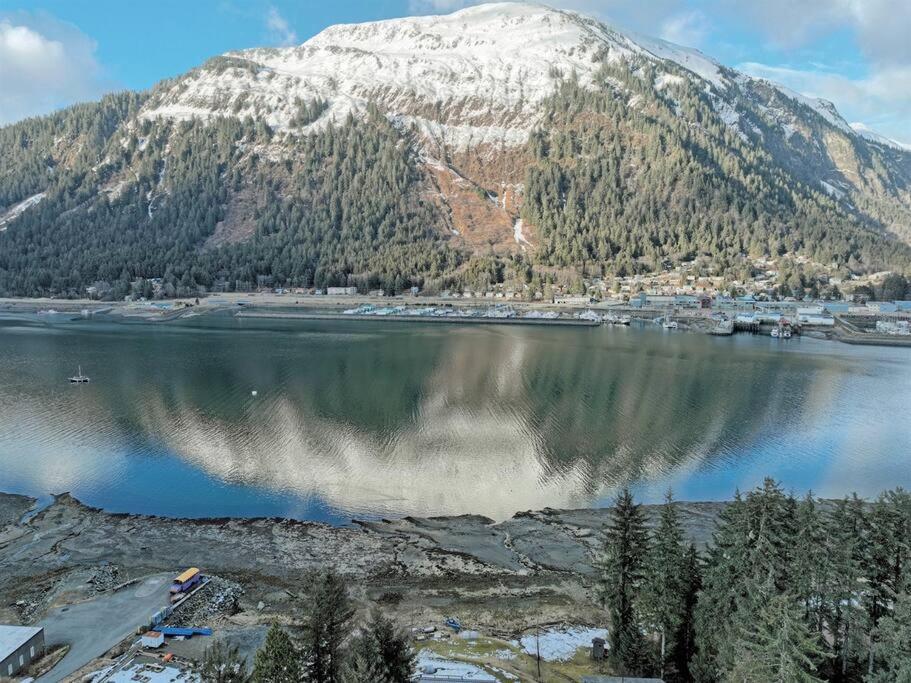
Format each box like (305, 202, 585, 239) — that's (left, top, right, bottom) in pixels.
(598, 487, 650, 675)
(640, 490, 687, 681)
(300, 569, 356, 683)
(200, 642, 251, 683)
(867, 591, 911, 683)
(341, 611, 415, 683)
(252, 624, 300, 683)
(728, 589, 828, 683)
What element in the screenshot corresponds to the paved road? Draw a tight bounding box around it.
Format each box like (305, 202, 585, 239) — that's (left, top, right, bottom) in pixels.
(38, 573, 172, 682)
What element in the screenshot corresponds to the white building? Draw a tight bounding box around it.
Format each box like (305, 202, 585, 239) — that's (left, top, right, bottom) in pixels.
(141, 630, 165, 648)
(0, 625, 44, 678)
(326, 286, 357, 296)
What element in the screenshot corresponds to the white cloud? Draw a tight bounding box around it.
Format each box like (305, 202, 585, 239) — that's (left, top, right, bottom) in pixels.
(659, 10, 709, 48)
(0, 13, 111, 125)
(718, 0, 911, 66)
(266, 6, 298, 47)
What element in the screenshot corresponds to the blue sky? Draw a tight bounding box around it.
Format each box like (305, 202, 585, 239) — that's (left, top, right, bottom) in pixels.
(2, 0, 910, 143)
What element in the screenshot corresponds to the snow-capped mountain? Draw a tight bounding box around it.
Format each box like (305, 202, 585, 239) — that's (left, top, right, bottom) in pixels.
(140, 3, 867, 151)
(1, 2, 910, 298)
(137, 2, 911, 238)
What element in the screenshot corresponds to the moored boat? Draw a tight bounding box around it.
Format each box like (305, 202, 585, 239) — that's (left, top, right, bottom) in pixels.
(69, 365, 90, 383)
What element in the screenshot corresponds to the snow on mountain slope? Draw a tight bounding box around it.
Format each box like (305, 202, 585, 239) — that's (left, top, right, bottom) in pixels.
(140, 2, 747, 151)
(850, 122, 911, 152)
(141, 1, 895, 158)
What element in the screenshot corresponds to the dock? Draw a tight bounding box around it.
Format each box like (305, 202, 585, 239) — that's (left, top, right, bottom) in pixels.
(234, 311, 601, 326)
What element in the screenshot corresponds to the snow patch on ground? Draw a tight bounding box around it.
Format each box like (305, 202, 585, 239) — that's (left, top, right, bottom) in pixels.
(416, 651, 498, 681)
(0, 192, 45, 230)
(633, 33, 727, 89)
(103, 661, 200, 683)
(850, 122, 911, 152)
(820, 180, 846, 199)
(137, 2, 744, 152)
(513, 218, 530, 247)
(655, 72, 684, 90)
(516, 627, 608, 662)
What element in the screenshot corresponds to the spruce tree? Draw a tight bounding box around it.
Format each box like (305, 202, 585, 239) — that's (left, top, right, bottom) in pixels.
(676, 542, 701, 682)
(342, 611, 415, 683)
(692, 491, 750, 681)
(640, 490, 687, 681)
(867, 591, 911, 682)
(793, 493, 829, 637)
(826, 495, 868, 680)
(300, 569, 356, 683)
(252, 624, 300, 683)
(598, 487, 650, 675)
(728, 589, 828, 683)
(200, 642, 251, 683)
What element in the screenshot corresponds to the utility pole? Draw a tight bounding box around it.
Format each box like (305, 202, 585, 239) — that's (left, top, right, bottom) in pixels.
(536, 627, 542, 681)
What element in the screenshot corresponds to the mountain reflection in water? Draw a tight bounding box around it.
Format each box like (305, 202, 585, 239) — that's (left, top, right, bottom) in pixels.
(0, 315, 908, 522)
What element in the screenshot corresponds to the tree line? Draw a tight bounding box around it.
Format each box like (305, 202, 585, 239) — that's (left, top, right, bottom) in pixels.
(601, 480, 911, 682)
(196, 479, 910, 683)
(198, 570, 414, 683)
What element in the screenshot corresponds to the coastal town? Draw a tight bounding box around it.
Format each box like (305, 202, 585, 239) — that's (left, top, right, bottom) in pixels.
(4, 259, 909, 347)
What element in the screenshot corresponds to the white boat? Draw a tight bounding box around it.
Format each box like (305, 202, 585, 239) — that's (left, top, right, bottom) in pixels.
(662, 320, 678, 330)
(771, 326, 792, 339)
(69, 365, 90, 383)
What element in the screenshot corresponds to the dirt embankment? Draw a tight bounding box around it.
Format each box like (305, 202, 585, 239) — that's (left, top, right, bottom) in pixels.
(0, 492, 724, 634)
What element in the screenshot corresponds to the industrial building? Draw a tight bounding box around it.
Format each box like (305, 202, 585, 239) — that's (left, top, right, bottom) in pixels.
(0, 624, 45, 678)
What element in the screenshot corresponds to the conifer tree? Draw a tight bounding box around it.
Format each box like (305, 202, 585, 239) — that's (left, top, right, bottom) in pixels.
(793, 493, 828, 636)
(826, 495, 868, 680)
(201, 642, 251, 683)
(728, 589, 828, 683)
(252, 624, 300, 683)
(640, 490, 687, 680)
(598, 487, 650, 675)
(676, 542, 701, 682)
(692, 491, 750, 681)
(867, 591, 911, 682)
(300, 569, 356, 683)
(342, 611, 415, 683)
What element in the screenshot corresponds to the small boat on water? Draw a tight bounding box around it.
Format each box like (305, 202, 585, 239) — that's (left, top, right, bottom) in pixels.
(69, 365, 90, 383)
(771, 325, 792, 339)
(662, 320, 678, 330)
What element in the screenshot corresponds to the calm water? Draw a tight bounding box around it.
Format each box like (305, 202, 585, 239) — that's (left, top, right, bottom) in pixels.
(0, 313, 909, 523)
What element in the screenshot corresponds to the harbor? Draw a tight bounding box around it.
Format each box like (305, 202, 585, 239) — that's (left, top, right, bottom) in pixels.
(4, 291, 911, 347)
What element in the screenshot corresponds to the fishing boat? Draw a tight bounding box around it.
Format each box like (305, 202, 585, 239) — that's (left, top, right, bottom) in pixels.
(662, 320, 678, 330)
(771, 325, 792, 339)
(69, 366, 90, 383)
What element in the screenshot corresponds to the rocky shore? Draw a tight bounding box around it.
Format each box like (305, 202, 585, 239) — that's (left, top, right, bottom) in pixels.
(0, 492, 724, 636)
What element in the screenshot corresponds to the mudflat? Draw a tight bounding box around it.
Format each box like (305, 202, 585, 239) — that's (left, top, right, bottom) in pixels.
(0, 492, 723, 635)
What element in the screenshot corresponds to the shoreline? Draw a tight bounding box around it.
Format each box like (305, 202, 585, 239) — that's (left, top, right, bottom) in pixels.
(3, 294, 910, 347)
(0, 490, 723, 680)
(0, 489, 723, 620)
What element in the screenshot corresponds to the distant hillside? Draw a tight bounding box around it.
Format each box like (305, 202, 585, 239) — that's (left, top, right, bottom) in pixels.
(1, 2, 910, 298)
